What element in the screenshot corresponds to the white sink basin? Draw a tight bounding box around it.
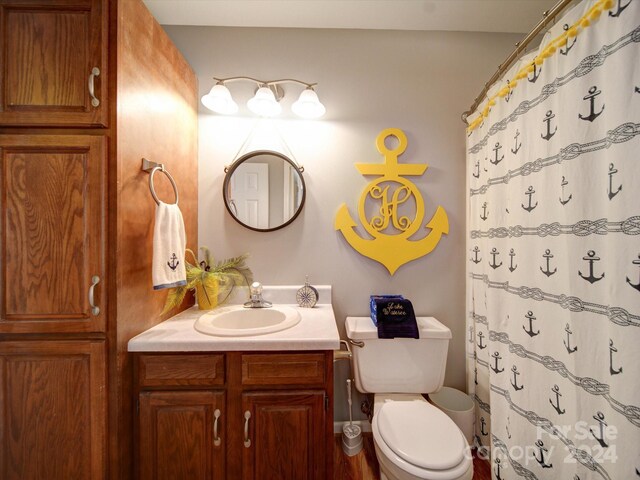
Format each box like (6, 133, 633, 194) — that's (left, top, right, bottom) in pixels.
(194, 305, 301, 337)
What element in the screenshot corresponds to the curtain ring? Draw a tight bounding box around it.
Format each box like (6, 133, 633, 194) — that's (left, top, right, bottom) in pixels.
(149, 166, 179, 205)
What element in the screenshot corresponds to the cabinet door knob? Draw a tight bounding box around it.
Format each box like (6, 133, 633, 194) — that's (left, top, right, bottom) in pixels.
(243, 410, 251, 448)
(88, 275, 100, 316)
(213, 408, 222, 447)
(88, 67, 101, 107)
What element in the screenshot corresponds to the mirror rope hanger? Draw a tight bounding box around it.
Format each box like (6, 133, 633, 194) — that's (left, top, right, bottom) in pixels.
(201, 76, 326, 119)
(272, 122, 302, 172)
(225, 118, 303, 174)
(228, 118, 259, 169)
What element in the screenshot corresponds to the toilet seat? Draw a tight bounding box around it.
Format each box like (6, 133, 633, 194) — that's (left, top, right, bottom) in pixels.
(377, 401, 465, 470)
(372, 398, 472, 480)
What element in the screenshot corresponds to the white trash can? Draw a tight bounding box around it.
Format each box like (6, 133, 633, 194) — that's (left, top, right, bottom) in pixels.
(428, 387, 475, 446)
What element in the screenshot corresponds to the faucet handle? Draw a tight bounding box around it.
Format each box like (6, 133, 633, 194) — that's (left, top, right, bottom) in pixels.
(244, 282, 272, 308)
(250, 282, 262, 296)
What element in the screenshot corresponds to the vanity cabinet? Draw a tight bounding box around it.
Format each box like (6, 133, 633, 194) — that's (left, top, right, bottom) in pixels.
(139, 391, 226, 480)
(134, 351, 333, 480)
(0, 0, 109, 127)
(241, 391, 326, 480)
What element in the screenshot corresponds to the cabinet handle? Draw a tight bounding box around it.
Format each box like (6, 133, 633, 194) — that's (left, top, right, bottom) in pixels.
(243, 410, 251, 448)
(88, 67, 101, 107)
(213, 409, 221, 447)
(88, 275, 100, 316)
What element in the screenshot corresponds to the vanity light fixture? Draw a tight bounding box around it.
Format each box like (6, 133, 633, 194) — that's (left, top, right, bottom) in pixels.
(201, 76, 326, 119)
(201, 83, 238, 114)
(247, 86, 282, 117)
(291, 88, 326, 119)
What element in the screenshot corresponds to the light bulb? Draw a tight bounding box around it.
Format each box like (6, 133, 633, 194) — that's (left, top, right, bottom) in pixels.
(201, 83, 238, 114)
(292, 88, 326, 119)
(247, 86, 282, 117)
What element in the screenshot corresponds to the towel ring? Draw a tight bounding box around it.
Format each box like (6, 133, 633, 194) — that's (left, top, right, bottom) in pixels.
(148, 166, 179, 206)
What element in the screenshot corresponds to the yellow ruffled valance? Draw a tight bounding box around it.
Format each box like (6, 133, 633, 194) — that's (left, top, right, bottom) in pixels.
(467, 0, 616, 133)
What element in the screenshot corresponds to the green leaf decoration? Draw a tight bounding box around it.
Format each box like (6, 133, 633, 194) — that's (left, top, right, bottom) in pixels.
(161, 249, 253, 314)
(161, 285, 188, 315)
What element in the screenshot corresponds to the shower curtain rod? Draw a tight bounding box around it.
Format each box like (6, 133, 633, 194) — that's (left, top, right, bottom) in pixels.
(461, 0, 575, 124)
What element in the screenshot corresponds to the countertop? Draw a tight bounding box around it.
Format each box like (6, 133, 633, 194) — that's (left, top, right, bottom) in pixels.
(127, 285, 340, 352)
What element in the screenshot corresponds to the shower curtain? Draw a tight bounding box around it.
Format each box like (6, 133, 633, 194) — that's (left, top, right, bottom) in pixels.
(465, 1, 639, 479)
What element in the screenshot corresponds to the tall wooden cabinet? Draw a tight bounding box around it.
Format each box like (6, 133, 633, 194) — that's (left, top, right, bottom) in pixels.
(0, 0, 109, 127)
(0, 340, 106, 479)
(0, 134, 106, 334)
(0, 1, 198, 479)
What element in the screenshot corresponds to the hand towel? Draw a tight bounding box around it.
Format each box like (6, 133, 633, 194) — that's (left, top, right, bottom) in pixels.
(369, 295, 405, 325)
(375, 298, 419, 339)
(152, 202, 187, 290)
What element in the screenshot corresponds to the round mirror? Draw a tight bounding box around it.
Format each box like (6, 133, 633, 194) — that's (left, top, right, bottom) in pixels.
(223, 150, 306, 231)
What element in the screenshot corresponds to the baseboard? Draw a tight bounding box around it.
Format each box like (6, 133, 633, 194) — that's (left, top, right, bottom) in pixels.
(333, 420, 372, 434)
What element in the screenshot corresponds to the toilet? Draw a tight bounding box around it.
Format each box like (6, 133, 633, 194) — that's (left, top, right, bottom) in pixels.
(346, 316, 473, 480)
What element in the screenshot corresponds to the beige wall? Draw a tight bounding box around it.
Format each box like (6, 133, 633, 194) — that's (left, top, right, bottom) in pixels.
(163, 25, 520, 420)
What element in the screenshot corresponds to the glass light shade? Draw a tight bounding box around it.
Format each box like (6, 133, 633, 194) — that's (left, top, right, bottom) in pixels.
(292, 88, 326, 119)
(247, 86, 282, 117)
(201, 84, 238, 114)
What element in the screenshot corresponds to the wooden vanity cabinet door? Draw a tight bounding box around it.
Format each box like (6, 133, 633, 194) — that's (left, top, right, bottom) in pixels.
(138, 390, 226, 480)
(0, 0, 108, 127)
(0, 134, 106, 333)
(0, 339, 106, 480)
(241, 390, 326, 480)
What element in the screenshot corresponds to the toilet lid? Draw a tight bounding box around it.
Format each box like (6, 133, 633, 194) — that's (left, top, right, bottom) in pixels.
(377, 401, 466, 470)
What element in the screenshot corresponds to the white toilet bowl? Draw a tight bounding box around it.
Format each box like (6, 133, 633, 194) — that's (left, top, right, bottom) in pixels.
(371, 395, 473, 480)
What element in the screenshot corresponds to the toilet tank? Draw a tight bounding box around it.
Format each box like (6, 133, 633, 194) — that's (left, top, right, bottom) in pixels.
(345, 316, 451, 394)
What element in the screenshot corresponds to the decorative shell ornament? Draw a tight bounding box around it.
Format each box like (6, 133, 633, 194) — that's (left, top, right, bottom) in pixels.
(296, 277, 319, 308)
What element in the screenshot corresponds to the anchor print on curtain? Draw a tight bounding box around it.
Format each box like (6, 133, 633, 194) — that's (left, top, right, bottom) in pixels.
(465, 1, 640, 479)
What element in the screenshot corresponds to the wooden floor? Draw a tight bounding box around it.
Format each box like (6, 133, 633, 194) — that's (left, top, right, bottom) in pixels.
(334, 434, 491, 480)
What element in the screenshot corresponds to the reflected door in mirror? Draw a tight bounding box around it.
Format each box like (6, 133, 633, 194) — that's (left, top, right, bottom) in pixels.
(230, 162, 269, 229)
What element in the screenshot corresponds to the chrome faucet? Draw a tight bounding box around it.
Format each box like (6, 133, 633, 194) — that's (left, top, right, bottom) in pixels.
(244, 282, 272, 308)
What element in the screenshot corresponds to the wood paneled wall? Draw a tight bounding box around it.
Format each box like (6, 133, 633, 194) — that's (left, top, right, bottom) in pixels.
(112, 1, 198, 477)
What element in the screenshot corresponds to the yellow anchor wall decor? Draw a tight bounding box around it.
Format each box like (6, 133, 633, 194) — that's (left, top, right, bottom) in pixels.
(334, 128, 449, 275)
